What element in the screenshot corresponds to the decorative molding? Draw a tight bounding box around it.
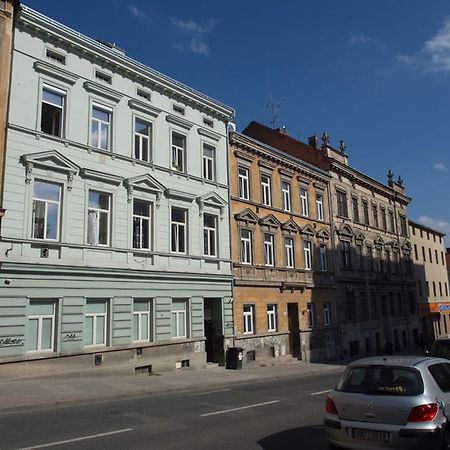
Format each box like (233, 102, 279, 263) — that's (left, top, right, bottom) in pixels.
(300, 224, 316, 236)
(128, 99, 161, 117)
(234, 208, 259, 225)
(124, 174, 166, 206)
(83, 81, 123, 103)
(316, 228, 331, 240)
(337, 224, 354, 240)
(278, 168, 294, 178)
(164, 189, 196, 202)
(196, 191, 227, 216)
(234, 148, 255, 163)
(259, 214, 282, 230)
(258, 159, 277, 170)
(80, 168, 123, 185)
(33, 61, 79, 85)
(197, 127, 221, 141)
(281, 219, 300, 234)
(165, 114, 193, 130)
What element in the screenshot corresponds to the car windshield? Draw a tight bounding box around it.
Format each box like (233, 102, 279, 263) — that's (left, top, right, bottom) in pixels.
(336, 365, 423, 396)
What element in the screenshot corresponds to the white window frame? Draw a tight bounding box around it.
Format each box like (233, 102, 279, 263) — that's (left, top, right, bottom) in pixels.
(28, 301, 56, 353)
(32, 180, 61, 241)
(133, 299, 151, 342)
(281, 181, 291, 212)
(303, 240, 312, 270)
(91, 103, 112, 150)
(307, 302, 315, 328)
(134, 117, 152, 162)
(171, 132, 186, 172)
(300, 187, 309, 216)
(171, 299, 188, 338)
(240, 229, 252, 264)
(323, 303, 331, 327)
(238, 166, 250, 200)
(243, 304, 255, 334)
(85, 300, 108, 347)
(203, 213, 217, 257)
(261, 174, 272, 206)
(319, 244, 328, 272)
(202, 143, 216, 181)
(267, 304, 277, 332)
(87, 190, 111, 247)
(133, 199, 151, 250)
(264, 233, 275, 267)
(171, 207, 187, 254)
(41, 84, 66, 138)
(316, 192, 324, 221)
(285, 237, 295, 268)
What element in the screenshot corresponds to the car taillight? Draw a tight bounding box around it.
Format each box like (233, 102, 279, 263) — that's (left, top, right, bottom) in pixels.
(325, 397, 338, 415)
(407, 403, 439, 422)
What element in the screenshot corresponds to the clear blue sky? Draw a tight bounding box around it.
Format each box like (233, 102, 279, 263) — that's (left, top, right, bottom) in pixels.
(24, 1, 450, 243)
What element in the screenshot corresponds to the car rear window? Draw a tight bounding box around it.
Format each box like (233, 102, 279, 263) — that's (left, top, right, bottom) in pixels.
(336, 366, 423, 396)
(429, 363, 450, 392)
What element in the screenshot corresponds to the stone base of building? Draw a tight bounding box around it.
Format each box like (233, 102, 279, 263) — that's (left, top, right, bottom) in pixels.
(0, 340, 207, 380)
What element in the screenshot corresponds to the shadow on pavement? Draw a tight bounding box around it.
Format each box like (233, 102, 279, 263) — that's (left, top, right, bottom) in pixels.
(257, 424, 329, 450)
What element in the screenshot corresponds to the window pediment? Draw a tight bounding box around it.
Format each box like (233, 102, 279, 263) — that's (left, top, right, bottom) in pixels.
(197, 128, 221, 141)
(281, 219, 299, 234)
(301, 224, 316, 237)
(259, 214, 281, 229)
(316, 228, 331, 240)
(83, 81, 123, 103)
(128, 99, 161, 117)
(337, 224, 354, 240)
(81, 168, 123, 185)
(235, 208, 259, 225)
(165, 114, 193, 130)
(402, 240, 412, 253)
(355, 231, 366, 244)
(375, 236, 384, 248)
(124, 174, 166, 204)
(165, 189, 196, 202)
(34, 61, 79, 85)
(197, 191, 227, 215)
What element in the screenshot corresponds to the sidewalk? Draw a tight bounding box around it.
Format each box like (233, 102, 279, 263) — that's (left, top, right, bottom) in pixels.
(0, 360, 345, 412)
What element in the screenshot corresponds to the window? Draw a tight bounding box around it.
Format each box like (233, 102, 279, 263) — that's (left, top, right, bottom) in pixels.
(203, 214, 217, 257)
(134, 118, 151, 162)
(400, 216, 408, 236)
(336, 191, 348, 217)
(341, 241, 351, 269)
(362, 201, 369, 225)
(238, 166, 250, 200)
(389, 210, 395, 233)
(307, 303, 315, 328)
(133, 200, 151, 250)
(323, 303, 331, 327)
(267, 304, 277, 332)
(88, 191, 111, 246)
(429, 364, 450, 392)
(352, 197, 359, 222)
(85, 300, 108, 346)
(136, 88, 151, 101)
(95, 70, 112, 84)
(345, 292, 356, 321)
(41, 85, 65, 137)
(203, 117, 214, 128)
(422, 246, 426, 262)
(303, 240, 312, 270)
(300, 187, 309, 216)
(281, 181, 291, 211)
(243, 304, 255, 334)
(316, 192, 324, 221)
(32, 180, 61, 241)
(27, 301, 56, 352)
(133, 299, 152, 341)
(171, 132, 186, 172)
(440, 282, 443, 297)
(171, 299, 188, 338)
(172, 104, 185, 115)
(171, 207, 187, 254)
(414, 244, 418, 260)
(433, 282, 437, 297)
(45, 48, 66, 65)
(372, 205, 379, 228)
(264, 233, 275, 266)
(285, 237, 295, 268)
(261, 174, 272, 206)
(435, 249, 439, 264)
(240, 229, 252, 264)
(381, 208, 387, 230)
(91, 104, 111, 150)
(429, 248, 433, 263)
(319, 244, 328, 271)
(202, 144, 215, 181)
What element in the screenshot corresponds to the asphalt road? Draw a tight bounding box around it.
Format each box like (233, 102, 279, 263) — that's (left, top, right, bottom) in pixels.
(0, 371, 341, 450)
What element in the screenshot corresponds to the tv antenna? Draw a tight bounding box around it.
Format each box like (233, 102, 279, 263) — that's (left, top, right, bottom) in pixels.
(265, 92, 286, 129)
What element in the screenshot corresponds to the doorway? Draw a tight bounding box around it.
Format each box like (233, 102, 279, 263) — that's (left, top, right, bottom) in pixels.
(204, 298, 224, 364)
(288, 303, 301, 359)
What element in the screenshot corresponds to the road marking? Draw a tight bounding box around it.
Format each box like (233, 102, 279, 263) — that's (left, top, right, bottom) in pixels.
(189, 388, 232, 397)
(16, 428, 134, 450)
(310, 389, 331, 396)
(201, 400, 280, 417)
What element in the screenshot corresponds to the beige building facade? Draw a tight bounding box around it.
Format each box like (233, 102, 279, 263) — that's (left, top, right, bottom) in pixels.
(410, 221, 449, 340)
(229, 131, 338, 363)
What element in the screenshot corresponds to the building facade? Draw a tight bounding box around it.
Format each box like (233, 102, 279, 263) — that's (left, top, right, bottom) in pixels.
(0, 6, 234, 377)
(410, 221, 449, 340)
(229, 131, 338, 363)
(243, 122, 420, 359)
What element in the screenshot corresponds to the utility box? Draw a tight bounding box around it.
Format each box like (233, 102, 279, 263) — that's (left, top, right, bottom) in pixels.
(226, 347, 244, 370)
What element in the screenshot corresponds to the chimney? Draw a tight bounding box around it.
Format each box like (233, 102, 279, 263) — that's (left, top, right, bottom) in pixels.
(276, 126, 288, 136)
(308, 135, 319, 149)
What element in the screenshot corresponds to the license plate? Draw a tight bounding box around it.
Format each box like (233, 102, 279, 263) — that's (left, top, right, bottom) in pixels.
(351, 428, 390, 443)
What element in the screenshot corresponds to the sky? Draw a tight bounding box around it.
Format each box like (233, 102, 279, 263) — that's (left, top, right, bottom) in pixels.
(24, 0, 450, 243)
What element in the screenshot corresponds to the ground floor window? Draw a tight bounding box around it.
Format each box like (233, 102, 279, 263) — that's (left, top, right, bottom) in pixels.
(27, 300, 56, 352)
(171, 299, 188, 338)
(243, 304, 255, 334)
(85, 300, 108, 346)
(267, 304, 277, 332)
(133, 299, 152, 342)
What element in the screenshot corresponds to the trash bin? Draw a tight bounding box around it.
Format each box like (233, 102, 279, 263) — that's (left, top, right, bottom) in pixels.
(226, 347, 244, 370)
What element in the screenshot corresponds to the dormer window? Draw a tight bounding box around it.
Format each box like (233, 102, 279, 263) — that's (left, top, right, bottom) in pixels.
(172, 104, 185, 116)
(45, 48, 66, 65)
(95, 70, 112, 85)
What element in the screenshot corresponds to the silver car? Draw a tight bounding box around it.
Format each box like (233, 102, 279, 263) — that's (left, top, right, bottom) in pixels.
(324, 356, 450, 450)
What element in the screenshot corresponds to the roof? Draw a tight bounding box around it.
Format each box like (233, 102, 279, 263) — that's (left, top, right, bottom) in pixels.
(242, 121, 332, 170)
(348, 355, 441, 367)
(409, 220, 446, 237)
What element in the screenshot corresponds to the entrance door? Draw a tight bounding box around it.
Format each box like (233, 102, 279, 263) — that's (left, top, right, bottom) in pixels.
(204, 298, 224, 364)
(288, 303, 301, 359)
